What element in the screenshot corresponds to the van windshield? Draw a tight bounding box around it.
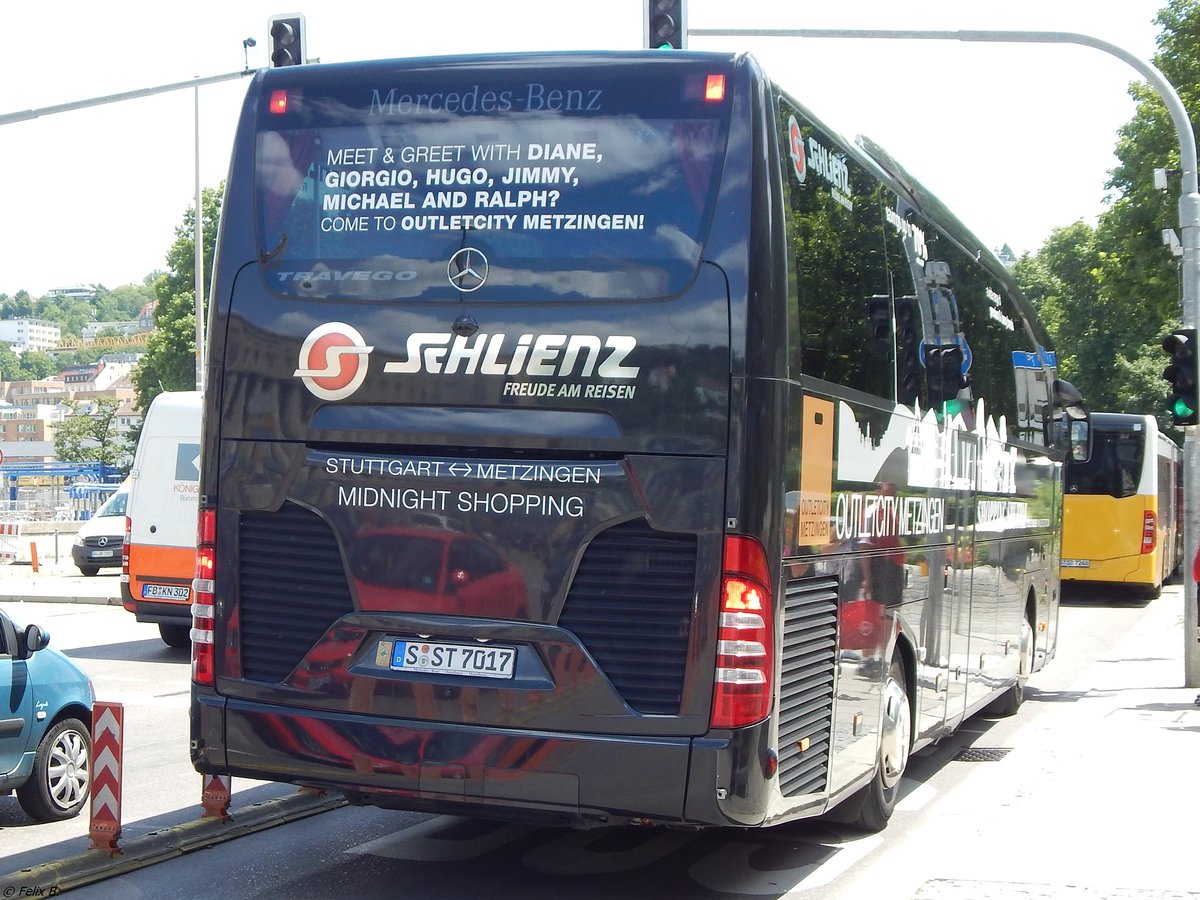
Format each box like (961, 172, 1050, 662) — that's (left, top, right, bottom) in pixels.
(96, 489, 128, 518)
(254, 60, 732, 301)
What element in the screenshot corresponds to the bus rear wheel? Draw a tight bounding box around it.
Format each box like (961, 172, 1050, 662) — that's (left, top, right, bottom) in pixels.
(986, 611, 1034, 718)
(839, 658, 911, 832)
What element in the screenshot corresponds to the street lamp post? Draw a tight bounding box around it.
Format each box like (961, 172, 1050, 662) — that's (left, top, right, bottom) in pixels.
(691, 26, 1200, 684)
(195, 84, 205, 395)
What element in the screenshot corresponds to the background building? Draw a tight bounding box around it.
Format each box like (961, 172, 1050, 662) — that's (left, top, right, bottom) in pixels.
(0, 318, 61, 353)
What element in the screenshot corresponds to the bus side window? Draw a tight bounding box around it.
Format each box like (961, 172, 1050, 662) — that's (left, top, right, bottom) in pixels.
(778, 102, 899, 403)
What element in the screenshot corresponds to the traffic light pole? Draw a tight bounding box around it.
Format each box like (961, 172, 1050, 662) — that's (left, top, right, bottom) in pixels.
(691, 26, 1200, 684)
(0, 69, 256, 127)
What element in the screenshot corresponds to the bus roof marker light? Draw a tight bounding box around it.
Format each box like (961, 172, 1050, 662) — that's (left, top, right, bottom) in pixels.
(269, 90, 289, 115)
(705, 75, 726, 102)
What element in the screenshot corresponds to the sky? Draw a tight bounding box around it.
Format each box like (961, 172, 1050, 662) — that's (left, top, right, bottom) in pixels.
(0, 0, 1171, 297)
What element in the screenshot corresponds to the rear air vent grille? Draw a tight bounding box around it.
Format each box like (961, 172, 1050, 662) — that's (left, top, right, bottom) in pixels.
(777, 575, 838, 796)
(238, 502, 355, 682)
(558, 520, 698, 715)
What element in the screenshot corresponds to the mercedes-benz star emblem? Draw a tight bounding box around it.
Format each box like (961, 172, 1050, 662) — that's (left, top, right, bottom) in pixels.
(97, 536, 109, 547)
(448, 247, 488, 292)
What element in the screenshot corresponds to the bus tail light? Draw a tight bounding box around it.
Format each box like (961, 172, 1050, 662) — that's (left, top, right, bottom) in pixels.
(1141, 510, 1157, 554)
(192, 507, 216, 686)
(711, 535, 774, 729)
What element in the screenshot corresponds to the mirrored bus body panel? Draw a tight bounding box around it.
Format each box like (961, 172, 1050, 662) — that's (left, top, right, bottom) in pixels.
(192, 51, 1071, 832)
(1062, 412, 1181, 596)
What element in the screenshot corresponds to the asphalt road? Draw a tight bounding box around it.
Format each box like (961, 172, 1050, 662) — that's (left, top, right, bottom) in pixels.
(5, 582, 1198, 899)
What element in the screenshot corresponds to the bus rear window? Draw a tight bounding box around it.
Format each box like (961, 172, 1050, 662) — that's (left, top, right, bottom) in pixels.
(254, 63, 731, 302)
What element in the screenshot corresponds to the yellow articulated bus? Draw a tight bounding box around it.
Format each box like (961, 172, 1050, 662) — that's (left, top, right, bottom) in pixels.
(1062, 412, 1181, 598)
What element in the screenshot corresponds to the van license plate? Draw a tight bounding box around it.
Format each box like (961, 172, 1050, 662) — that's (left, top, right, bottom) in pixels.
(90, 549, 116, 558)
(142, 584, 191, 600)
(1061, 559, 1091, 568)
(391, 640, 516, 680)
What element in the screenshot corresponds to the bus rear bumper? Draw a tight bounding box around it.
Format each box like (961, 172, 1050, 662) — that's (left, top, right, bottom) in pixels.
(1062, 555, 1157, 589)
(191, 691, 756, 828)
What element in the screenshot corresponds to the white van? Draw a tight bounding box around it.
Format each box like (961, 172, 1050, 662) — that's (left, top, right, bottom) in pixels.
(120, 391, 202, 648)
(71, 478, 131, 575)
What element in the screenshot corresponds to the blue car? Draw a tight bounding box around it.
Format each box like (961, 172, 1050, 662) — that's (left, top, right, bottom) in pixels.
(1, 607, 95, 820)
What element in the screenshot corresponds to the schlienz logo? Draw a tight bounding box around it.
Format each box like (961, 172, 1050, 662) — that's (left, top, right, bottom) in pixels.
(294, 323, 374, 401)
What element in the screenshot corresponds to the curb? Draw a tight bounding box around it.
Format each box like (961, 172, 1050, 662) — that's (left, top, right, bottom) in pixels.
(4, 593, 121, 606)
(0, 791, 349, 893)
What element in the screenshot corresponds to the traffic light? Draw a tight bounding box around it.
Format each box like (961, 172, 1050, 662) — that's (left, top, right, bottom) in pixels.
(268, 14, 306, 67)
(894, 297, 921, 405)
(1162, 327, 1198, 426)
(645, 0, 687, 49)
(865, 295, 891, 348)
(926, 343, 967, 414)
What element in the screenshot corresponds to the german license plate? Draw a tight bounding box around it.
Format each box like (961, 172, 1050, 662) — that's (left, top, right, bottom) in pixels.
(90, 549, 116, 558)
(1061, 559, 1091, 568)
(142, 583, 191, 600)
(391, 640, 516, 680)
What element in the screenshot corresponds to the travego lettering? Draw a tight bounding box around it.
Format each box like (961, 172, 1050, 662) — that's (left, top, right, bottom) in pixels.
(271, 270, 418, 283)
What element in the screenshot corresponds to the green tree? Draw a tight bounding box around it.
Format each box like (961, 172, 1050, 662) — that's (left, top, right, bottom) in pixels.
(53, 397, 129, 469)
(18, 350, 57, 380)
(0, 344, 23, 381)
(94, 283, 155, 322)
(133, 184, 223, 413)
(1015, 221, 1128, 409)
(0, 290, 35, 319)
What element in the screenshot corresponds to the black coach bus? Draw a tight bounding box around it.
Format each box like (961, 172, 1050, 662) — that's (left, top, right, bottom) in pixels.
(190, 51, 1088, 831)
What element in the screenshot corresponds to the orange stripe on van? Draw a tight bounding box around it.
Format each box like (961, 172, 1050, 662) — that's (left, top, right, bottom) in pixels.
(128, 543, 197, 605)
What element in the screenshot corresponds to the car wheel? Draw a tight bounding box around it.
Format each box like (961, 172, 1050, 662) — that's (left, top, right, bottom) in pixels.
(159, 623, 191, 648)
(79, 566, 100, 577)
(16, 717, 91, 821)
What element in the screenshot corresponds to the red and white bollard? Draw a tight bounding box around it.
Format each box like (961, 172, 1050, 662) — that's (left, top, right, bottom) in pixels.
(89, 702, 123, 854)
(201, 773, 232, 821)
